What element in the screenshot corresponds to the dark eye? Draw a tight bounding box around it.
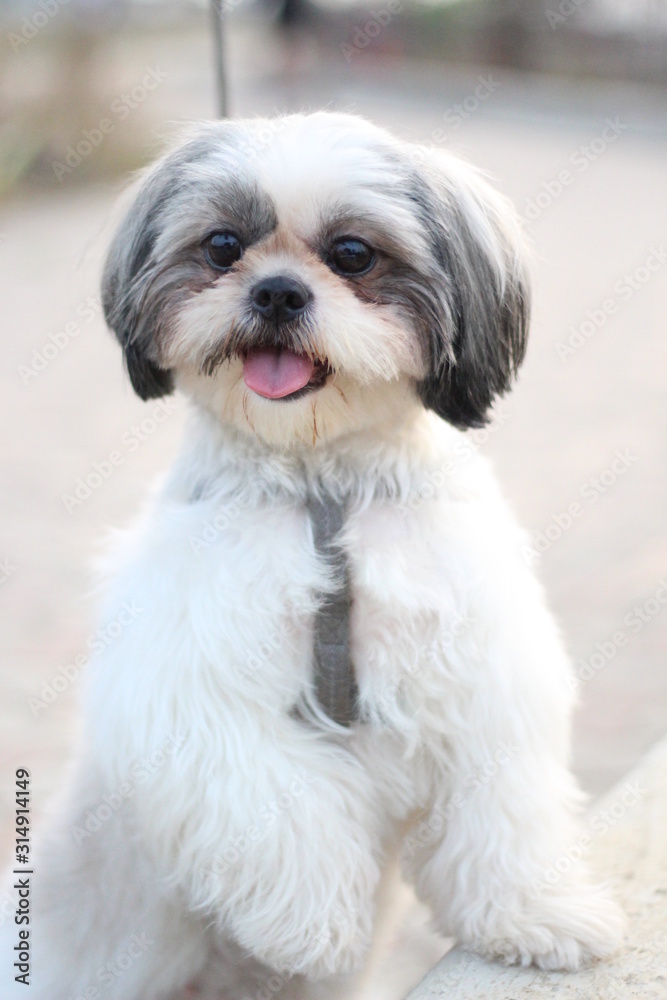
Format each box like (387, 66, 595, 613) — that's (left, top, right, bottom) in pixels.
(204, 232, 243, 270)
(329, 238, 375, 276)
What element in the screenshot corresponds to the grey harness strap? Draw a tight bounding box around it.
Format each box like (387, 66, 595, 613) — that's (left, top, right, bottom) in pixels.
(306, 493, 359, 727)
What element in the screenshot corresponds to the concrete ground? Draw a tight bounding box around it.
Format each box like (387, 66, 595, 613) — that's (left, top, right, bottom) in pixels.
(1, 18, 666, 998)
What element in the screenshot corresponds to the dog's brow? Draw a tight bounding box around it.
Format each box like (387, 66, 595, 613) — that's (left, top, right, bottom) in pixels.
(316, 208, 411, 260)
(171, 168, 278, 247)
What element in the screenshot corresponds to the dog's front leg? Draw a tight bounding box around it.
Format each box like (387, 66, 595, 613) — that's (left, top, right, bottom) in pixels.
(402, 574, 625, 971)
(404, 748, 625, 971)
(140, 719, 383, 982)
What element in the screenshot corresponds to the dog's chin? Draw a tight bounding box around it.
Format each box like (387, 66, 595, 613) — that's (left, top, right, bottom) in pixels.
(176, 357, 419, 450)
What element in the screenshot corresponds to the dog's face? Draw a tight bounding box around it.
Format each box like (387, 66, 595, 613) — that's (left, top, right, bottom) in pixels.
(103, 113, 529, 447)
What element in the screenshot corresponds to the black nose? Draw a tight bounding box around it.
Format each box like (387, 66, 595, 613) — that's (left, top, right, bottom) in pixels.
(250, 276, 311, 324)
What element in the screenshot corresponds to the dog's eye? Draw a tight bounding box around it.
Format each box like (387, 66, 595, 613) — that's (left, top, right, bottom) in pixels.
(328, 238, 375, 276)
(204, 232, 243, 271)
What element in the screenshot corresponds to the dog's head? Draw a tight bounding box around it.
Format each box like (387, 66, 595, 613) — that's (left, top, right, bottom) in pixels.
(102, 113, 529, 447)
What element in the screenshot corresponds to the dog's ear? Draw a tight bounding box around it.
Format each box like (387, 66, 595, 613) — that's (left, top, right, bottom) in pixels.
(409, 150, 530, 429)
(101, 166, 176, 401)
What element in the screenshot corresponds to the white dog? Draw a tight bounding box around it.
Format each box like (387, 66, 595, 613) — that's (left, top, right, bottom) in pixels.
(2, 113, 623, 999)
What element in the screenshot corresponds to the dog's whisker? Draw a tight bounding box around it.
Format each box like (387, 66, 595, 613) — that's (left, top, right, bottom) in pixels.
(333, 381, 348, 407)
(311, 400, 319, 447)
(241, 389, 257, 435)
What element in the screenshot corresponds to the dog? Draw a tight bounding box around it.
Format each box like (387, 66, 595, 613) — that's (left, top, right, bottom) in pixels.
(1, 112, 624, 999)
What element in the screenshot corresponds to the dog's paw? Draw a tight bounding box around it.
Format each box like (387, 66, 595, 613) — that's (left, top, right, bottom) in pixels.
(466, 888, 625, 972)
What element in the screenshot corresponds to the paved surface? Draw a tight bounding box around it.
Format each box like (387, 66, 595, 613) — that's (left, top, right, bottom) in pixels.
(0, 18, 666, 998)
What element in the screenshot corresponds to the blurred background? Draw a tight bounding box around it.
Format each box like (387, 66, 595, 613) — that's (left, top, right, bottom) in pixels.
(0, 0, 666, 988)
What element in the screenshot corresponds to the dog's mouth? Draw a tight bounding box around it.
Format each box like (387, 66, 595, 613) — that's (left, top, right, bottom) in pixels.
(243, 347, 331, 401)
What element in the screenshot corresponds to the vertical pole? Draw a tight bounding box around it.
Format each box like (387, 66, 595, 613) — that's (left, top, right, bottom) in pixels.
(210, 0, 228, 118)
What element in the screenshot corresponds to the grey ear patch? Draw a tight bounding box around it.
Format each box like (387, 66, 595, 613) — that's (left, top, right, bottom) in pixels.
(408, 166, 530, 429)
(418, 273, 529, 430)
(124, 343, 174, 400)
(101, 176, 177, 402)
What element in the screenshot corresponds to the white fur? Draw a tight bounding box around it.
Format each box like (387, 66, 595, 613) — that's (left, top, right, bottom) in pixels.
(0, 114, 624, 999)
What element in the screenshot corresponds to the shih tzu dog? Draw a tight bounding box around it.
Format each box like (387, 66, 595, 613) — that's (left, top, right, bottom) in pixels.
(2, 112, 624, 999)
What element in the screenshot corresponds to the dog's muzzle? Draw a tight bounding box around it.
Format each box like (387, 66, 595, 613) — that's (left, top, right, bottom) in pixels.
(240, 277, 328, 400)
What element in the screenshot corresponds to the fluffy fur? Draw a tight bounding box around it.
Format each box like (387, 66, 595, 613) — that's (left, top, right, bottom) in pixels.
(1, 113, 623, 999)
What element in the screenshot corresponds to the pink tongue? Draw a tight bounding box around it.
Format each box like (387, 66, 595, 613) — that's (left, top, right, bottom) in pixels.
(243, 347, 315, 399)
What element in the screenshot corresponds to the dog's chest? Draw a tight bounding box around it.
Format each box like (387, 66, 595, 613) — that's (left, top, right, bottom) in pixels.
(191, 493, 458, 724)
